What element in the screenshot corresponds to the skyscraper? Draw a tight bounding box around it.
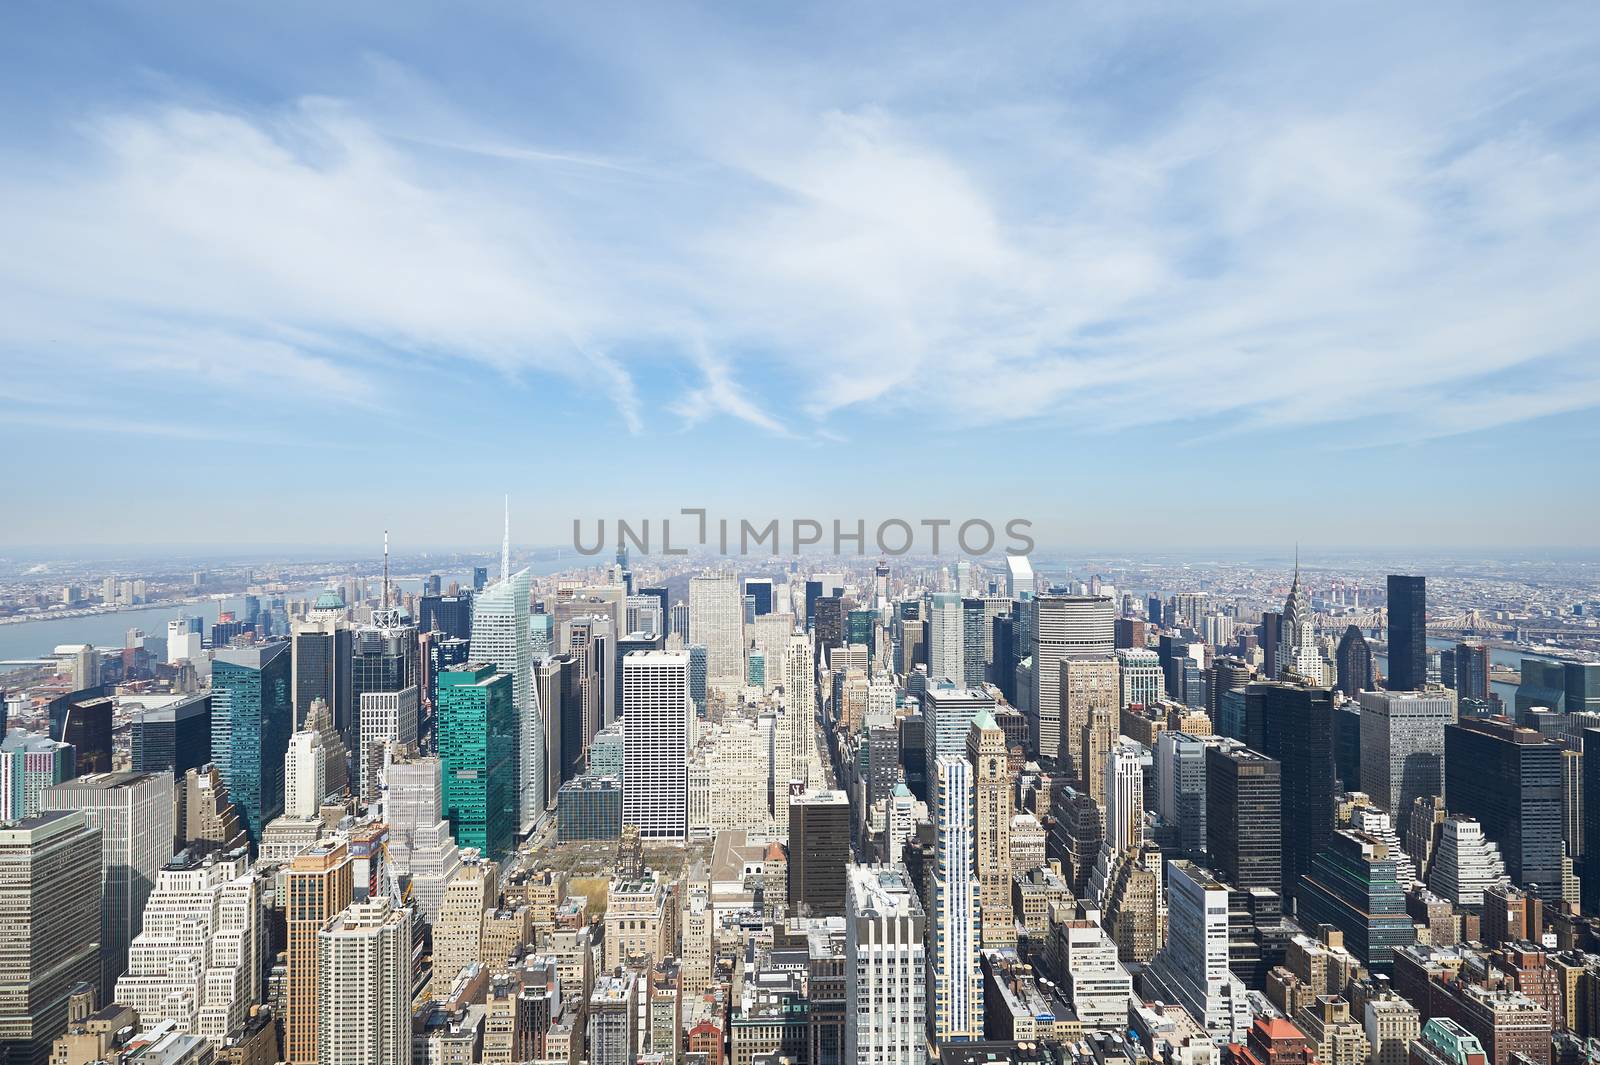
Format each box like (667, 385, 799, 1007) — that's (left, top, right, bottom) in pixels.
(1295, 829, 1416, 973)
(290, 617, 351, 733)
(316, 898, 413, 1065)
(382, 756, 462, 923)
(925, 592, 964, 685)
(688, 573, 744, 693)
(1253, 680, 1336, 900)
(921, 683, 996, 767)
(115, 848, 261, 1043)
(1207, 745, 1282, 892)
(49, 693, 112, 777)
(1335, 626, 1375, 697)
(1145, 861, 1252, 1041)
(359, 686, 419, 804)
(1060, 656, 1119, 785)
(1156, 731, 1210, 857)
(967, 710, 1013, 947)
(621, 650, 691, 840)
(471, 568, 541, 834)
(1029, 594, 1114, 764)
(211, 642, 292, 844)
(284, 839, 353, 1064)
(1105, 743, 1145, 854)
(929, 755, 982, 1044)
(283, 728, 326, 819)
(1386, 575, 1426, 692)
(129, 693, 211, 778)
(0, 810, 101, 1065)
(1443, 717, 1564, 891)
(41, 771, 172, 996)
(437, 663, 518, 860)
(1584, 728, 1599, 915)
(845, 863, 927, 1065)
(1358, 690, 1455, 817)
(789, 790, 851, 917)
(1278, 559, 1325, 685)
(1116, 648, 1164, 710)
(1453, 642, 1491, 704)
(0, 732, 74, 820)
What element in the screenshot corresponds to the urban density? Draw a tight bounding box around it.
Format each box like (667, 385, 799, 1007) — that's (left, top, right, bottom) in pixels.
(4, 3, 1600, 1065)
(2, 539, 1600, 1065)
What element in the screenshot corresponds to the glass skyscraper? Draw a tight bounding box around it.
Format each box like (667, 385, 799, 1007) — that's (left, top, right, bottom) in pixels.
(1385, 575, 1426, 691)
(437, 663, 518, 860)
(211, 642, 292, 844)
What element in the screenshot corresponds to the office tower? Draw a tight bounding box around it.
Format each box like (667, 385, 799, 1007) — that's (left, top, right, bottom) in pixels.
(930, 757, 982, 1043)
(1146, 861, 1252, 1041)
(472, 566, 488, 591)
(316, 898, 412, 1065)
(743, 577, 774, 616)
(1106, 744, 1145, 854)
(1080, 702, 1116, 808)
(845, 864, 925, 1064)
(129, 694, 210, 778)
(1332, 699, 1362, 793)
(922, 683, 997, 766)
(1028, 594, 1115, 763)
(789, 790, 851, 916)
(688, 573, 744, 692)
(1335, 626, 1375, 697)
(1060, 656, 1119, 784)
(1005, 555, 1035, 599)
(284, 728, 326, 818)
(1057, 919, 1136, 1029)
(1253, 680, 1337, 899)
(177, 764, 247, 853)
(1358, 690, 1454, 817)
(437, 663, 518, 859)
(1259, 611, 1283, 680)
(1277, 560, 1326, 685)
(1425, 818, 1509, 907)
(621, 650, 691, 840)
(49, 694, 112, 777)
(470, 569, 540, 835)
(41, 772, 171, 996)
(381, 756, 460, 922)
(0, 732, 75, 820)
(1444, 718, 1564, 890)
(0, 811, 101, 1065)
(1297, 830, 1417, 972)
(419, 591, 473, 641)
(290, 617, 352, 732)
(536, 655, 582, 791)
(115, 848, 261, 1041)
(301, 696, 349, 798)
(925, 592, 964, 685)
(1386, 576, 1426, 692)
(967, 710, 1014, 946)
(166, 618, 204, 664)
(1156, 731, 1209, 856)
(1207, 745, 1283, 892)
(359, 685, 419, 804)
(284, 839, 353, 1064)
(1584, 729, 1599, 914)
(1048, 785, 1105, 896)
(1454, 642, 1491, 703)
(211, 642, 292, 844)
(686, 644, 708, 716)
(1211, 656, 1253, 719)
(1117, 648, 1164, 710)
(433, 858, 497, 982)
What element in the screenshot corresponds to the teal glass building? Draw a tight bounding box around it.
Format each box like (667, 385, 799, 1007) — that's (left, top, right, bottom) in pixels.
(211, 642, 292, 845)
(437, 663, 518, 860)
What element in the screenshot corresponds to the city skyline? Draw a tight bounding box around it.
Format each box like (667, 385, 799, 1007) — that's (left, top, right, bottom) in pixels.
(3, 3, 1600, 547)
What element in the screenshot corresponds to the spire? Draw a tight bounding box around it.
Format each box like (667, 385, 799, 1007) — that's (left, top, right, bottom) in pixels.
(1292, 542, 1300, 587)
(382, 529, 390, 608)
(501, 495, 510, 583)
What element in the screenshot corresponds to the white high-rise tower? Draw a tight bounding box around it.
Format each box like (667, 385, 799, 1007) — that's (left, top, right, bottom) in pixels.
(688, 573, 744, 693)
(930, 755, 983, 1043)
(471, 566, 540, 834)
(621, 650, 692, 840)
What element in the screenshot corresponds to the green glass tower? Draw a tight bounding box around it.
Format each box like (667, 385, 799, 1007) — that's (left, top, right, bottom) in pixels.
(437, 663, 518, 860)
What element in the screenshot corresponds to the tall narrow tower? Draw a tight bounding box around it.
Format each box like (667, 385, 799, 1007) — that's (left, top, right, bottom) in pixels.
(967, 709, 1014, 947)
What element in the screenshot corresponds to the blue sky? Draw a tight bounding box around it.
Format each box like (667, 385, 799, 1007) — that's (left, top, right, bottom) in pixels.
(2, 2, 1599, 550)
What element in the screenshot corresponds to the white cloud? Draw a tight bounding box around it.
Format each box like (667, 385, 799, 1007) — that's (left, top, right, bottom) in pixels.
(1, 4, 1598, 450)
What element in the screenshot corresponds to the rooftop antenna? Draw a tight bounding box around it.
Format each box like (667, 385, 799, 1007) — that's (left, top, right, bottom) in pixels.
(382, 529, 390, 607)
(501, 495, 511, 583)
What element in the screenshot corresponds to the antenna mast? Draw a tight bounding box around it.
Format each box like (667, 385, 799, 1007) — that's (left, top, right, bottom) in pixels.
(382, 529, 390, 607)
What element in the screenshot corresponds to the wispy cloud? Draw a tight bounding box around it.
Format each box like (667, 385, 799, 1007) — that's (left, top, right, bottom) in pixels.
(1, 3, 1598, 452)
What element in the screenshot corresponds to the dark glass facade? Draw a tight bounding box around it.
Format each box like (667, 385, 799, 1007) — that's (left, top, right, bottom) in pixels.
(556, 776, 622, 842)
(1444, 717, 1564, 891)
(1295, 829, 1416, 972)
(1386, 575, 1426, 691)
(129, 693, 211, 777)
(1207, 745, 1282, 892)
(437, 663, 518, 860)
(212, 642, 292, 844)
(1253, 681, 1337, 903)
